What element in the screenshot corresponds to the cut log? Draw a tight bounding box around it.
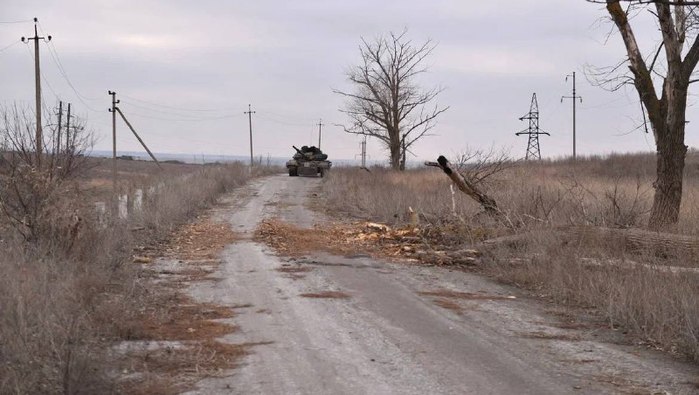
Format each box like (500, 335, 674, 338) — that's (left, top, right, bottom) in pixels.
(479, 225, 699, 260)
(562, 226, 699, 259)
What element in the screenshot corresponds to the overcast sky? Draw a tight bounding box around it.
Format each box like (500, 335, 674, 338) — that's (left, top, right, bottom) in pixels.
(0, 0, 692, 163)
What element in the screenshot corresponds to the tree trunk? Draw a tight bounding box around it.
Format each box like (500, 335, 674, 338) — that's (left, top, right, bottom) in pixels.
(649, 125, 687, 230)
(647, 68, 688, 230)
(389, 139, 401, 170)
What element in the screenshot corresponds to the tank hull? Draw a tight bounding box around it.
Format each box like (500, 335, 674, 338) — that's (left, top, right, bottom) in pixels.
(286, 159, 331, 177)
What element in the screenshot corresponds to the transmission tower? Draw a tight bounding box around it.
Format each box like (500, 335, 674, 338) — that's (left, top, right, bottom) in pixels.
(516, 93, 549, 160)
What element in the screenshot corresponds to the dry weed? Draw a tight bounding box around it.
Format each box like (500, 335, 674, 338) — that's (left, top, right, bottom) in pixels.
(0, 162, 270, 393)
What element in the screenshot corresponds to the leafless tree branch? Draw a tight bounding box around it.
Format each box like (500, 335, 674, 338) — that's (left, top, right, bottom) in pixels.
(334, 30, 448, 170)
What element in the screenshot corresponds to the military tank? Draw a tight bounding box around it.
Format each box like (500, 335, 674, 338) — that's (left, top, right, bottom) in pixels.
(286, 145, 331, 177)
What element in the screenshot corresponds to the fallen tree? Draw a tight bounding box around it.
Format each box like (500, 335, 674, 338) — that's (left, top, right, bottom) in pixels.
(425, 155, 503, 219)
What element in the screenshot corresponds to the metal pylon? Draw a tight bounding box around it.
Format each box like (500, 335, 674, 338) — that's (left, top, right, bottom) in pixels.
(516, 93, 550, 160)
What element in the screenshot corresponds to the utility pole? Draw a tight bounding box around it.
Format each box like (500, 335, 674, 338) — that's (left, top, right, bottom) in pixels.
(108, 91, 119, 193)
(21, 17, 51, 167)
(244, 104, 255, 167)
(317, 119, 324, 149)
(562, 71, 583, 160)
(516, 93, 550, 160)
(56, 101, 63, 153)
(65, 103, 71, 152)
(114, 107, 162, 169)
(361, 134, 367, 168)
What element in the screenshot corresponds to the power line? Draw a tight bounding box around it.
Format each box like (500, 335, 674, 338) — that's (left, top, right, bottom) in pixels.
(259, 109, 317, 122)
(0, 20, 33, 24)
(256, 114, 307, 126)
(120, 105, 246, 122)
(118, 93, 237, 113)
(317, 119, 324, 149)
(37, 22, 101, 112)
(0, 40, 20, 53)
(118, 100, 242, 119)
(23, 44, 59, 102)
(44, 41, 100, 111)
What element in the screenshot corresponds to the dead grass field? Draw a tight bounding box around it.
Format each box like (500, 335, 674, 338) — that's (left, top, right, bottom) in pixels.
(0, 160, 278, 394)
(318, 152, 699, 363)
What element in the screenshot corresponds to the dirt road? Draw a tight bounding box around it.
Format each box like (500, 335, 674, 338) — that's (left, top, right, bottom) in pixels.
(184, 175, 697, 394)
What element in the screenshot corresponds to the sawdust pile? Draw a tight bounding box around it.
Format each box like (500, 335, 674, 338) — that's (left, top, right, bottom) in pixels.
(254, 218, 483, 266)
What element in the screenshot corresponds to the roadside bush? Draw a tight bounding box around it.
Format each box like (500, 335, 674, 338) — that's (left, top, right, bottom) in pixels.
(0, 162, 270, 394)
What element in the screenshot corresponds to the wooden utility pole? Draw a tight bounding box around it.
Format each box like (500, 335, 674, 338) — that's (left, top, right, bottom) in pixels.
(21, 17, 51, 167)
(56, 101, 62, 153)
(317, 119, 324, 150)
(361, 134, 367, 168)
(562, 71, 582, 160)
(115, 107, 162, 169)
(244, 104, 255, 167)
(108, 91, 119, 193)
(65, 103, 71, 152)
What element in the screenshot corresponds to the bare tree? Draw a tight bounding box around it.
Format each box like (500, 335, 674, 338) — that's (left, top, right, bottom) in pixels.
(0, 103, 92, 245)
(587, 0, 699, 229)
(454, 146, 515, 187)
(335, 30, 448, 170)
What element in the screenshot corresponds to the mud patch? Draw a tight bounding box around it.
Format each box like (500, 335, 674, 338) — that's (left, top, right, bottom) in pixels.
(419, 289, 516, 301)
(299, 291, 351, 299)
(276, 265, 313, 280)
(517, 331, 582, 342)
(276, 265, 313, 274)
(432, 298, 463, 313)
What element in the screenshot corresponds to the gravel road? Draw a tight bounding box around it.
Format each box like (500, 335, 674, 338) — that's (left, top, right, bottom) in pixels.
(184, 175, 697, 395)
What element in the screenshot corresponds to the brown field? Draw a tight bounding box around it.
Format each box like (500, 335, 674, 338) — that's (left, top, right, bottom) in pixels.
(319, 151, 699, 362)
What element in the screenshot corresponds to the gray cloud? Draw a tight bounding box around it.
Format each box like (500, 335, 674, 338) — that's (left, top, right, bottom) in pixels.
(0, 0, 692, 162)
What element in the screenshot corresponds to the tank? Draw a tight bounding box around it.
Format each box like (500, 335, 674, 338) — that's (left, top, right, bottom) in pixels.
(286, 145, 332, 177)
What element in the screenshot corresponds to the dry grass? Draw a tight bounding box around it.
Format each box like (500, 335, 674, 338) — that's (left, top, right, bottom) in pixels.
(320, 153, 699, 363)
(113, 212, 263, 394)
(0, 162, 276, 394)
